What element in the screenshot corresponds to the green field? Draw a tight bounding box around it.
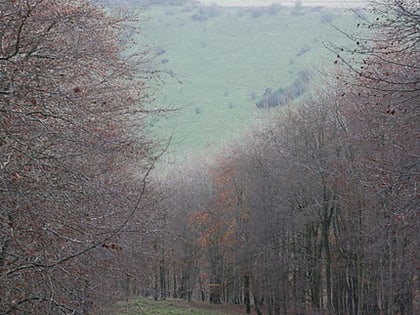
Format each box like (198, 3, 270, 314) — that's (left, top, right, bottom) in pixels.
(136, 1, 361, 160)
(116, 297, 240, 315)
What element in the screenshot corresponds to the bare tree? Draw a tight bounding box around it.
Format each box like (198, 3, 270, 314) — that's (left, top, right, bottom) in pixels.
(1, 0, 157, 313)
(328, 1, 419, 312)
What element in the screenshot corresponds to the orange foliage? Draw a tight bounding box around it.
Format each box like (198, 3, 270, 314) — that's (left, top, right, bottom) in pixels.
(187, 156, 248, 254)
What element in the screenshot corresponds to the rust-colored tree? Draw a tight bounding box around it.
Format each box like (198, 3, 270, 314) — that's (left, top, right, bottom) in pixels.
(188, 158, 243, 305)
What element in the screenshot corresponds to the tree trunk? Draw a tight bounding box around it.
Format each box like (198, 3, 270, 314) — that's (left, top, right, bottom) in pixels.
(160, 257, 166, 299)
(244, 273, 251, 314)
(253, 292, 263, 315)
(322, 186, 336, 312)
(173, 263, 178, 298)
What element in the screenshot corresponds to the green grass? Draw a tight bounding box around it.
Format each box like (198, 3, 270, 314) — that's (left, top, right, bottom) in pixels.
(116, 297, 236, 315)
(135, 2, 363, 160)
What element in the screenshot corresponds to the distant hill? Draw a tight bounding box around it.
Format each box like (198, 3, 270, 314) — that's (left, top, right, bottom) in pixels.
(133, 2, 364, 159)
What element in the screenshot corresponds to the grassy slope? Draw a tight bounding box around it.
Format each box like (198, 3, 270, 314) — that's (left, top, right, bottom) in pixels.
(138, 2, 360, 160)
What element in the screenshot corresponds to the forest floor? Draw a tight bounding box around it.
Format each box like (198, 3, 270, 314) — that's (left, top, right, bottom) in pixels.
(115, 297, 259, 314)
(190, 300, 249, 314)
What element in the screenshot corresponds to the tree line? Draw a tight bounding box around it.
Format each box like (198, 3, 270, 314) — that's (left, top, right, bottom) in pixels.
(150, 1, 419, 314)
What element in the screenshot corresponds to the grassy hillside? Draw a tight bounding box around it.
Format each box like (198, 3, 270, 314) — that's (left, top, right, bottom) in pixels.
(136, 2, 361, 160)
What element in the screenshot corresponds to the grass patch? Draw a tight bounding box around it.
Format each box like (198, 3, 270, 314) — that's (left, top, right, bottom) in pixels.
(116, 297, 240, 315)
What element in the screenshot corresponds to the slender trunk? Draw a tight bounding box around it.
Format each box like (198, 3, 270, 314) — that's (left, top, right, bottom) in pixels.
(323, 222, 332, 312)
(125, 273, 130, 302)
(180, 262, 191, 300)
(173, 262, 178, 298)
(387, 238, 393, 315)
(268, 295, 273, 315)
(253, 292, 263, 315)
(160, 257, 166, 299)
(356, 240, 363, 313)
(154, 263, 158, 301)
(244, 273, 251, 314)
(322, 186, 335, 312)
(198, 269, 205, 301)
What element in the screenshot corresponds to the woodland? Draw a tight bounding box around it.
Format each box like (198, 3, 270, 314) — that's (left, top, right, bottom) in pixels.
(0, 0, 418, 314)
